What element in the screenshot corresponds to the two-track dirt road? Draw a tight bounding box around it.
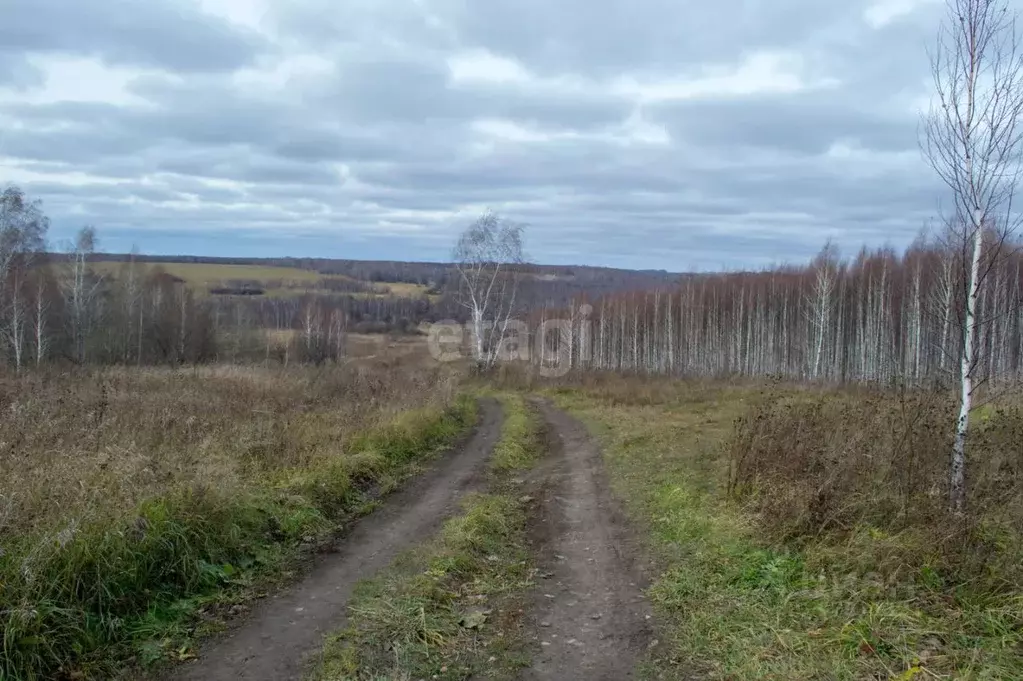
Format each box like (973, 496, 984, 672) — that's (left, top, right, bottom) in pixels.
(166, 397, 651, 681)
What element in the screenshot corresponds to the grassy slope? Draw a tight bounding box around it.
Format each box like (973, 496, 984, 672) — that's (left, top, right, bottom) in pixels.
(311, 393, 544, 681)
(552, 383, 1023, 681)
(0, 369, 475, 681)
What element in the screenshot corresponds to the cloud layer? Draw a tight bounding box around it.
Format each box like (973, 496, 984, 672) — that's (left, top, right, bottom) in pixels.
(0, 0, 949, 269)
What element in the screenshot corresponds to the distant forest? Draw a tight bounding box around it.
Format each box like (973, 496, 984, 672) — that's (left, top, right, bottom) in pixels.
(86, 252, 682, 337)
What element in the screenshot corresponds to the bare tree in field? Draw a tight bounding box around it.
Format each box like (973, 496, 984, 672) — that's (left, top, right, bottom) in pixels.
(453, 211, 525, 370)
(0, 187, 46, 287)
(806, 241, 840, 381)
(32, 271, 49, 367)
(0, 186, 48, 371)
(61, 226, 103, 364)
(923, 0, 1023, 513)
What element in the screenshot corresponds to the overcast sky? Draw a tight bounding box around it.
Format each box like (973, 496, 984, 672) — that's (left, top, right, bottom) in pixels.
(0, 0, 958, 270)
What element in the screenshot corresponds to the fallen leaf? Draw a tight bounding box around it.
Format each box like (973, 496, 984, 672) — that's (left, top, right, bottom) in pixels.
(460, 607, 491, 630)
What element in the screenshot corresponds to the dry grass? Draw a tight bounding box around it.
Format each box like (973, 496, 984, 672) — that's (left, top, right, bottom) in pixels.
(728, 391, 1023, 552)
(349, 281, 435, 300)
(344, 333, 444, 370)
(0, 362, 472, 680)
(0, 364, 457, 537)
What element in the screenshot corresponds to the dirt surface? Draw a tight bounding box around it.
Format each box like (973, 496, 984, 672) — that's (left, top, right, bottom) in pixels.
(166, 399, 503, 681)
(521, 400, 653, 681)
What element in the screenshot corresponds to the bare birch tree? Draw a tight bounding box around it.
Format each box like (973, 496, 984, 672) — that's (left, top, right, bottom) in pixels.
(61, 226, 102, 365)
(453, 211, 525, 371)
(5, 267, 27, 372)
(32, 272, 49, 367)
(806, 241, 840, 380)
(923, 0, 1023, 512)
(0, 186, 48, 370)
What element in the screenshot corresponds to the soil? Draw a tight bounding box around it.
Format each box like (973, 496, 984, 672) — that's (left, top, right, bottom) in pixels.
(519, 399, 653, 681)
(165, 398, 503, 681)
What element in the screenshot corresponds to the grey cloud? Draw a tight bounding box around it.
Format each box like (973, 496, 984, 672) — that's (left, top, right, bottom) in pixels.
(312, 55, 630, 130)
(155, 147, 343, 187)
(348, 184, 554, 213)
(273, 0, 456, 52)
(158, 175, 249, 203)
(20, 180, 183, 204)
(433, 0, 865, 75)
(326, 57, 457, 123)
(0, 118, 152, 164)
(0, 0, 958, 269)
(1, 0, 268, 72)
(651, 93, 915, 156)
(352, 141, 678, 196)
(2, 78, 466, 168)
(0, 52, 43, 88)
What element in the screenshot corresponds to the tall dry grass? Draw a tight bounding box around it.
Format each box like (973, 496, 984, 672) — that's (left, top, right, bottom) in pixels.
(0, 362, 469, 680)
(728, 390, 1023, 577)
(0, 364, 457, 535)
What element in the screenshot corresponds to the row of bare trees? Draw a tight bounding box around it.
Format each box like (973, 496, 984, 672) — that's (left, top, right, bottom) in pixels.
(0, 185, 348, 369)
(531, 237, 1020, 384)
(0, 216, 221, 368)
(515, 230, 1022, 514)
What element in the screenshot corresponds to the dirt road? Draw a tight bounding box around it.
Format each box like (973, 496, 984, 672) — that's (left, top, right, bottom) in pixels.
(168, 399, 502, 681)
(521, 400, 653, 681)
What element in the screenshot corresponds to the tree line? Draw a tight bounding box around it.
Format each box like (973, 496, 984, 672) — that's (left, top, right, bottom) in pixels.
(533, 235, 1022, 387)
(0, 185, 347, 369)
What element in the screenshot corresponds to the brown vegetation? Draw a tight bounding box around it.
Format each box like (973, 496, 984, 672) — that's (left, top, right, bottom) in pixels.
(0, 361, 470, 680)
(0, 364, 457, 536)
(728, 391, 1023, 576)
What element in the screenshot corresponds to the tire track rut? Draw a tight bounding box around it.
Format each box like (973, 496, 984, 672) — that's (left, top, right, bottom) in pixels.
(521, 399, 652, 681)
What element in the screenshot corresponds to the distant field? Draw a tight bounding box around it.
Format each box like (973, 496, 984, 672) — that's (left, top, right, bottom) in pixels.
(91, 261, 433, 299)
(92, 262, 322, 286)
(345, 281, 435, 300)
(373, 281, 427, 296)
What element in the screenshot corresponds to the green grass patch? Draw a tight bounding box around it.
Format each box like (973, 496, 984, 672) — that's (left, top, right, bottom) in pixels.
(489, 394, 544, 476)
(349, 400, 476, 467)
(0, 396, 477, 681)
(553, 386, 1023, 681)
(311, 393, 543, 681)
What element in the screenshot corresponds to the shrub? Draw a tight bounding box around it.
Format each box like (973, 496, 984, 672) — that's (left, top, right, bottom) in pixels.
(727, 389, 1023, 582)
